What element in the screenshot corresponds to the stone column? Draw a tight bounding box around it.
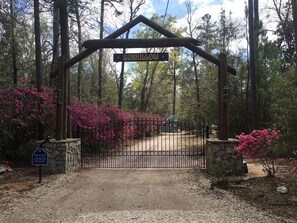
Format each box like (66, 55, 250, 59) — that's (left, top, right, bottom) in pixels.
(36, 138, 81, 174)
(206, 138, 243, 176)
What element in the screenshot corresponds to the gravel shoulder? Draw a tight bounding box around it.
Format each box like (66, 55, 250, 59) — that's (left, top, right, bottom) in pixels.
(0, 168, 294, 223)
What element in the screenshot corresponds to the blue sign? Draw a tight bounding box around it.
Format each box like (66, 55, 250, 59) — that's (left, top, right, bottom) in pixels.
(32, 148, 48, 166)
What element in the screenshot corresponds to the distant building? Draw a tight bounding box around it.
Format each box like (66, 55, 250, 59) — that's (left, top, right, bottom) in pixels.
(163, 115, 178, 132)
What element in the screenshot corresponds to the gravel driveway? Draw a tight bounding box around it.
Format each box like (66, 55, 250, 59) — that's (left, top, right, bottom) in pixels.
(0, 168, 294, 223)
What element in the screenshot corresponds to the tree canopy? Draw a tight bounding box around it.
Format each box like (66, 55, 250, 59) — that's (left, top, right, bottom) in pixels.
(0, 0, 297, 157)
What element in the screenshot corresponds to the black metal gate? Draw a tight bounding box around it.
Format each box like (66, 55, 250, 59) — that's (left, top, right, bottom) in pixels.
(79, 119, 206, 168)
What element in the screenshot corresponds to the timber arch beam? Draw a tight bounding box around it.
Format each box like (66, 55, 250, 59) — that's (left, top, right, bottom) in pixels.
(52, 14, 236, 141)
(51, 14, 236, 78)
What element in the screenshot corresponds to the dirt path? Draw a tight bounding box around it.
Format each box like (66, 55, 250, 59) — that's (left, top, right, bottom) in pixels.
(0, 169, 294, 223)
(127, 132, 202, 152)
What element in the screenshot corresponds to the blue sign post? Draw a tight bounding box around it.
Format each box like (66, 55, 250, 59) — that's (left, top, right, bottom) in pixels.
(32, 148, 48, 183)
(32, 148, 48, 165)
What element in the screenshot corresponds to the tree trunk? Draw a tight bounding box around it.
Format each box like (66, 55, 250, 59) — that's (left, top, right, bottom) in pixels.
(254, 0, 260, 94)
(51, 1, 60, 75)
(118, 0, 145, 107)
(248, 0, 257, 129)
(34, 0, 42, 92)
(34, 0, 44, 139)
(292, 0, 297, 68)
(118, 49, 126, 108)
(192, 54, 200, 113)
(74, 0, 82, 101)
(185, 2, 201, 122)
(90, 55, 97, 101)
(254, 0, 259, 50)
(272, 0, 294, 67)
(144, 62, 158, 110)
(98, 48, 103, 104)
(244, 4, 250, 129)
(59, 0, 71, 137)
(10, 0, 17, 85)
(98, 0, 104, 104)
(118, 32, 130, 108)
(140, 62, 149, 112)
(172, 61, 176, 116)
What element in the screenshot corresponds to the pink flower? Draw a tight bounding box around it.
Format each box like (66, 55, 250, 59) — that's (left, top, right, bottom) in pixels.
(234, 129, 281, 176)
(234, 129, 280, 159)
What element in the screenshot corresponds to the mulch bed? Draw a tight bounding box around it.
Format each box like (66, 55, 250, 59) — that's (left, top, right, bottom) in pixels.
(209, 161, 297, 221)
(0, 166, 40, 192)
(228, 175, 297, 221)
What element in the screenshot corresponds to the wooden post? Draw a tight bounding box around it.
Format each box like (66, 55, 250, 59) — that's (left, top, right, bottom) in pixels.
(56, 57, 65, 140)
(59, 0, 70, 139)
(218, 53, 229, 140)
(63, 60, 68, 139)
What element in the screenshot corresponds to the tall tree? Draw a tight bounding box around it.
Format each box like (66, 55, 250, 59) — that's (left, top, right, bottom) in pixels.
(185, 0, 201, 121)
(217, 9, 237, 53)
(254, 0, 259, 51)
(118, 0, 145, 108)
(194, 13, 225, 127)
(75, 0, 83, 101)
(34, 0, 44, 139)
(292, 0, 297, 67)
(129, 15, 183, 113)
(248, 0, 258, 129)
(34, 0, 42, 92)
(272, 0, 294, 69)
(98, 0, 104, 104)
(9, 0, 17, 85)
(244, 2, 250, 128)
(0, 1, 12, 87)
(51, 1, 60, 75)
(171, 49, 182, 116)
(98, 0, 123, 104)
(57, 0, 71, 137)
(69, 0, 84, 101)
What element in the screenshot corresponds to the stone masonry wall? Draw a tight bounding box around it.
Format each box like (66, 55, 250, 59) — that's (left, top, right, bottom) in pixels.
(206, 138, 243, 176)
(37, 138, 81, 174)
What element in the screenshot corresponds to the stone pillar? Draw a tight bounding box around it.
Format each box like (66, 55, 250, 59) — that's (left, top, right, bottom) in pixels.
(36, 138, 81, 174)
(206, 138, 243, 176)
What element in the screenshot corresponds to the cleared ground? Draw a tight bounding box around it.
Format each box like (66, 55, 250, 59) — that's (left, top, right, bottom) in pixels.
(0, 169, 294, 223)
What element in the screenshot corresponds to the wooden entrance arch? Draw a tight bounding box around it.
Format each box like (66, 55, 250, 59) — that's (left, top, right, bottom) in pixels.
(51, 15, 236, 141)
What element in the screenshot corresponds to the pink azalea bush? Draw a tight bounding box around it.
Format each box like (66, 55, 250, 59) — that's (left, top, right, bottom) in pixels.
(98, 104, 133, 144)
(72, 104, 163, 148)
(0, 86, 164, 160)
(234, 129, 281, 176)
(0, 86, 55, 128)
(71, 99, 111, 129)
(0, 86, 55, 161)
(130, 109, 164, 138)
(71, 102, 163, 148)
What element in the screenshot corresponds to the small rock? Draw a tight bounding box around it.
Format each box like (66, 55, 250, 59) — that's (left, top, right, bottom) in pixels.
(0, 167, 6, 174)
(230, 184, 246, 188)
(0, 164, 13, 173)
(243, 160, 248, 173)
(277, 186, 288, 194)
(289, 195, 297, 202)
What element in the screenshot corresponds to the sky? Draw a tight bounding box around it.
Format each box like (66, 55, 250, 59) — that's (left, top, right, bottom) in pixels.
(149, 0, 274, 22)
(104, 0, 278, 45)
(149, 0, 277, 35)
(94, 0, 279, 71)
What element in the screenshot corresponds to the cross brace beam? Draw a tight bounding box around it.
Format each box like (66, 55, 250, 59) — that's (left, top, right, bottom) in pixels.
(82, 38, 201, 49)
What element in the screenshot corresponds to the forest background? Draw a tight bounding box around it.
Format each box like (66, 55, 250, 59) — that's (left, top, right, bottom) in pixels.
(0, 0, 297, 162)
